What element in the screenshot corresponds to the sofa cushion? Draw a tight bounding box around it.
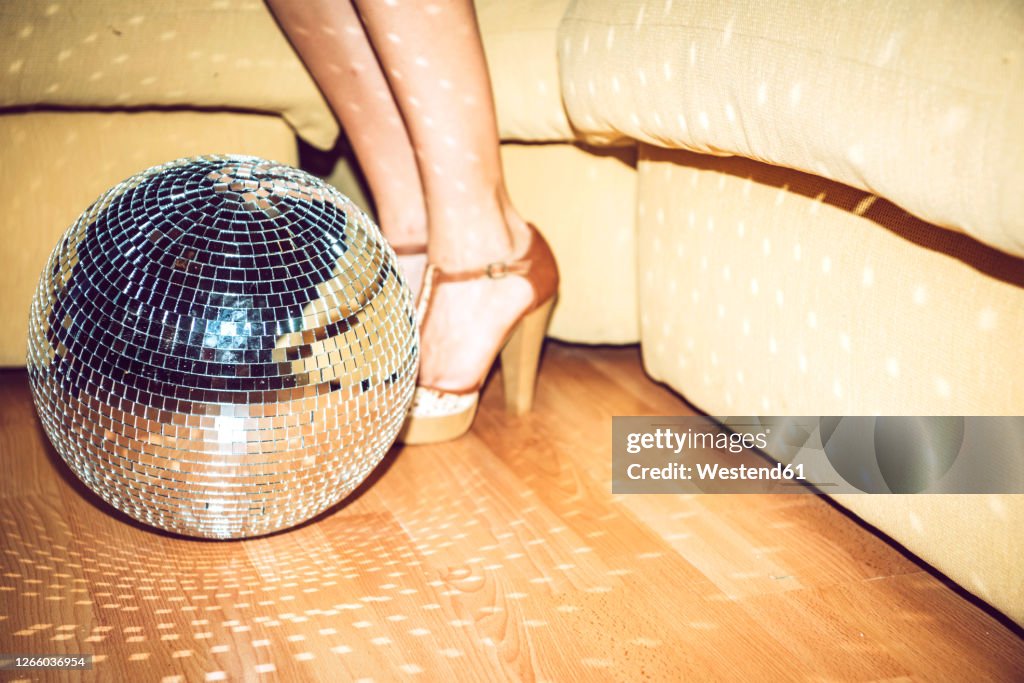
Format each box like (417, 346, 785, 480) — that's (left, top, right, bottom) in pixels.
(558, 0, 1024, 257)
(502, 143, 639, 343)
(0, 0, 577, 146)
(0, 0, 338, 149)
(0, 110, 299, 367)
(477, 0, 575, 141)
(636, 145, 1024, 416)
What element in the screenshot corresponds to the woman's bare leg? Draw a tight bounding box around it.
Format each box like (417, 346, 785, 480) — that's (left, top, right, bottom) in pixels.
(351, 0, 535, 392)
(266, 0, 428, 260)
(271, 0, 539, 393)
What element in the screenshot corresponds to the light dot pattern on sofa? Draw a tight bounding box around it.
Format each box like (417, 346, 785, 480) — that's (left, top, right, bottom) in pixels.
(0, 0, 337, 149)
(0, 111, 300, 367)
(636, 145, 1024, 416)
(558, 0, 1024, 256)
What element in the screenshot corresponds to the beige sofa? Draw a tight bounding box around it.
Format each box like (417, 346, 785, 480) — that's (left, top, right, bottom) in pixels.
(2, 0, 1021, 625)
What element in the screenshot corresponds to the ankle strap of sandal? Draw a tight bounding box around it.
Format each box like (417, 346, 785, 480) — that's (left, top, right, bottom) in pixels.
(413, 224, 557, 332)
(430, 257, 533, 283)
(415, 255, 534, 334)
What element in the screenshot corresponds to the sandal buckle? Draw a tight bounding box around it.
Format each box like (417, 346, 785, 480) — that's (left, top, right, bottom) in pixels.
(485, 261, 509, 279)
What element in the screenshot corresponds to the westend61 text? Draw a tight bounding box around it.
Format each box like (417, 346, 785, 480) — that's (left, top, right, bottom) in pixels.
(627, 462, 806, 481)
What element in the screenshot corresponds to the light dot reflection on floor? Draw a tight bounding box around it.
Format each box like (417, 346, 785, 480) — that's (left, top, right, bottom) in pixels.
(0, 429, 685, 681)
(3, 342, 1019, 678)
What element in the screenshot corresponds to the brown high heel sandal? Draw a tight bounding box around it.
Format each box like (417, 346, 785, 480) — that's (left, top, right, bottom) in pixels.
(398, 224, 559, 445)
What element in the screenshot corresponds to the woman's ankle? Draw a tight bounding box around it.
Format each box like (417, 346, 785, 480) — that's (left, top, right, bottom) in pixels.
(426, 207, 532, 272)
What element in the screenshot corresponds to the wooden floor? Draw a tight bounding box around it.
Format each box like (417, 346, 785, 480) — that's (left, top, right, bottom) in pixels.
(1, 343, 1022, 682)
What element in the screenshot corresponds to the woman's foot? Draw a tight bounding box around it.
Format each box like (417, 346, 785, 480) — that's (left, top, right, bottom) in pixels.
(400, 221, 559, 444)
(417, 217, 534, 393)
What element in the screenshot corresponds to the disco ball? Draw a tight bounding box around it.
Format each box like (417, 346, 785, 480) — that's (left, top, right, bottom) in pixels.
(26, 155, 418, 539)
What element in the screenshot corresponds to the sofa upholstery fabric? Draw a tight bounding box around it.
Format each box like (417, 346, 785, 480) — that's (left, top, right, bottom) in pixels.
(0, 111, 299, 366)
(637, 146, 1024, 416)
(558, 0, 1024, 256)
(477, 0, 576, 141)
(0, 0, 338, 149)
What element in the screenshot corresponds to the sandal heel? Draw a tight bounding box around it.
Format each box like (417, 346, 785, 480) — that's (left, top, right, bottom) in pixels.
(500, 297, 556, 415)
